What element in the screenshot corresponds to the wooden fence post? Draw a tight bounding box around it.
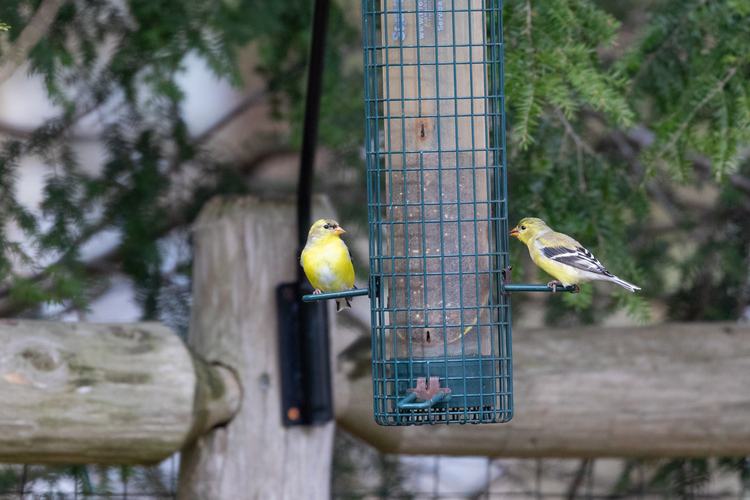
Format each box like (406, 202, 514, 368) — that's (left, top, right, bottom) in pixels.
(177, 196, 336, 500)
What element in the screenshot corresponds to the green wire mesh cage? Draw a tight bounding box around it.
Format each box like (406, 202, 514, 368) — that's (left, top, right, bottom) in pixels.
(363, 0, 511, 425)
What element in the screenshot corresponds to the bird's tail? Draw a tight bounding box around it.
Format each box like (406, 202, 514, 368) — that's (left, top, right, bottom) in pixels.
(335, 284, 357, 313)
(610, 275, 641, 292)
(335, 297, 352, 313)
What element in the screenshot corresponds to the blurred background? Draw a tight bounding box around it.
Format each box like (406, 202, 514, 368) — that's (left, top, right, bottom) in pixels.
(0, 0, 749, 497)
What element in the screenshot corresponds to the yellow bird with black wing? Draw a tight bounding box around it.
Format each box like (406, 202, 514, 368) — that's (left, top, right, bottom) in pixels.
(510, 217, 640, 293)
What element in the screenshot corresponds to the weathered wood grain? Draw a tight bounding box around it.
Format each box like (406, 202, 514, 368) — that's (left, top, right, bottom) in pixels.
(177, 196, 336, 500)
(336, 321, 750, 457)
(0, 320, 239, 464)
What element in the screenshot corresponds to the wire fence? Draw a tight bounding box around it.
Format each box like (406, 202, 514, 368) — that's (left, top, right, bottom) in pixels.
(330, 494, 750, 499)
(2, 453, 749, 500)
(0, 455, 179, 500)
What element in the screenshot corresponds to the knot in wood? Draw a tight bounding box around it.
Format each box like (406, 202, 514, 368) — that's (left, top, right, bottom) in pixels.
(21, 348, 59, 372)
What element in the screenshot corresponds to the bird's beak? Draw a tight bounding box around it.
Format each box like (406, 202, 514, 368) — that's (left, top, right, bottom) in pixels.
(509, 227, 519, 238)
(334, 227, 346, 235)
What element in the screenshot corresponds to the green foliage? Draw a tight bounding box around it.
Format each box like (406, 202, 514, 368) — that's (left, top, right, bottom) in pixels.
(505, 0, 750, 324)
(502, 0, 655, 322)
(617, 0, 750, 180)
(664, 160, 750, 320)
(0, 467, 16, 491)
(503, 0, 633, 148)
(0, 0, 362, 317)
(256, 0, 363, 149)
(0, 0, 261, 313)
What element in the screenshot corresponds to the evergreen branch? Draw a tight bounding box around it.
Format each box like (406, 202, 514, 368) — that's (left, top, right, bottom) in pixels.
(610, 130, 684, 226)
(554, 107, 594, 191)
(0, 226, 154, 318)
(0, 119, 98, 142)
(517, 0, 537, 147)
(666, 67, 737, 154)
(622, 1, 705, 96)
(0, 145, 296, 318)
(599, 106, 750, 201)
(580, 109, 686, 226)
(738, 84, 750, 128)
(0, 122, 34, 139)
(556, 129, 569, 163)
(714, 89, 731, 180)
(524, 0, 533, 40)
(554, 107, 596, 157)
(729, 174, 750, 193)
(692, 156, 750, 194)
(1, 88, 269, 305)
(167, 90, 267, 176)
(516, 80, 537, 147)
(0, 0, 67, 87)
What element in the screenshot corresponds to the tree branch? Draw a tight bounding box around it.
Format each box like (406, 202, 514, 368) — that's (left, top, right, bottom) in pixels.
(610, 130, 684, 226)
(517, 0, 536, 147)
(624, 0, 709, 97)
(692, 155, 750, 194)
(0, 145, 297, 319)
(194, 90, 267, 144)
(667, 67, 737, 153)
(0, 0, 67, 88)
(554, 107, 597, 191)
(554, 108, 596, 158)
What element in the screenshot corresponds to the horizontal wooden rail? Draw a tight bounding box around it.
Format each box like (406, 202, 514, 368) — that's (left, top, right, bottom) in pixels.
(335, 321, 750, 458)
(0, 320, 240, 464)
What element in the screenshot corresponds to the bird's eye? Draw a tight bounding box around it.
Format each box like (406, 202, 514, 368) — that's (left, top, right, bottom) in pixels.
(521, 225, 527, 230)
(323, 224, 330, 229)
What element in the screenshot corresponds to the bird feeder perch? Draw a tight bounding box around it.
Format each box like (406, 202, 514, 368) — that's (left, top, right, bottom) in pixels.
(304, 0, 575, 426)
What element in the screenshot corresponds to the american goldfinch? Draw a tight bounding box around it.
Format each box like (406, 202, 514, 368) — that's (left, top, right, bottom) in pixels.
(510, 217, 641, 293)
(301, 219, 356, 312)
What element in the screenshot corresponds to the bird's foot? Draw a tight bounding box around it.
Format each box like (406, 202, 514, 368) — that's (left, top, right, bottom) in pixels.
(547, 280, 563, 293)
(571, 284, 581, 294)
(313, 288, 323, 295)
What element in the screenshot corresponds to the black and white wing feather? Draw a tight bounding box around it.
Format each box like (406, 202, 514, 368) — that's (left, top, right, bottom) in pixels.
(541, 245, 615, 278)
(540, 244, 641, 292)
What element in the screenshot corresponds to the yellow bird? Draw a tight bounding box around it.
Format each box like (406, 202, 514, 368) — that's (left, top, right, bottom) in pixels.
(510, 217, 641, 293)
(301, 219, 356, 312)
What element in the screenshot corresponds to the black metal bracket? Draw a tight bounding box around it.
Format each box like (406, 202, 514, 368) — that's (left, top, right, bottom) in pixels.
(276, 282, 333, 426)
(502, 265, 513, 290)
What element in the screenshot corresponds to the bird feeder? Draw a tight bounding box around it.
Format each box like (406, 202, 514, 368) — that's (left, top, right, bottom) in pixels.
(303, 0, 575, 426)
(362, 0, 514, 426)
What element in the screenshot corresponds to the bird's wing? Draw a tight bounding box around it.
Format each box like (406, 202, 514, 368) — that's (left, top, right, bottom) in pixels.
(538, 238, 615, 278)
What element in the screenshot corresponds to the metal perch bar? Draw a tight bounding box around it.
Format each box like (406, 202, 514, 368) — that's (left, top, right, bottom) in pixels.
(302, 284, 577, 302)
(396, 391, 452, 410)
(302, 288, 370, 302)
(303, 283, 576, 303)
(504, 284, 579, 293)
